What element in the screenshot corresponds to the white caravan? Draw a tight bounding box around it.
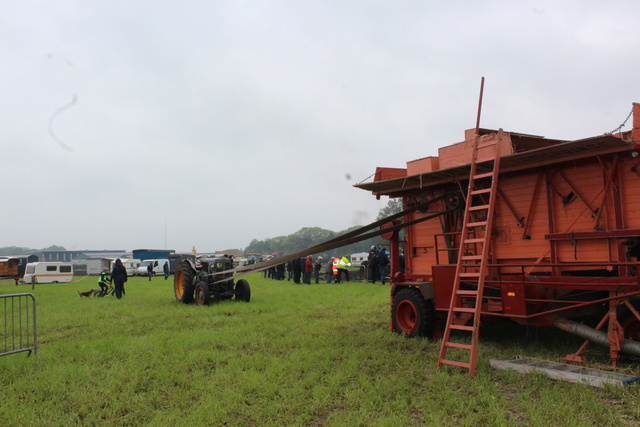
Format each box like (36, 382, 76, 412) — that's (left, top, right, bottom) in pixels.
(23, 262, 74, 284)
(110, 259, 141, 276)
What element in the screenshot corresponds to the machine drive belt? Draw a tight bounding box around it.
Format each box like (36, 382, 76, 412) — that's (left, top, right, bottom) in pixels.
(209, 196, 455, 284)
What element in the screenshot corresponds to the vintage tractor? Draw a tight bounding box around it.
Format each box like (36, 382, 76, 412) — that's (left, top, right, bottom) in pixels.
(174, 256, 251, 305)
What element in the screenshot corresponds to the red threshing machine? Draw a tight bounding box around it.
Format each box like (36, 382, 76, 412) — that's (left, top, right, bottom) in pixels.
(356, 102, 640, 376)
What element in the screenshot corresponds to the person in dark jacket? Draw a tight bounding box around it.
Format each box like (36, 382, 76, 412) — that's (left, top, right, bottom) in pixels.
(111, 258, 128, 299)
(314, 256, 323, 284)
(377, 248, 389, 285)
(293, 258, 302, 284)
(163, 261, 170, 280)
(368, 245, 378, 283)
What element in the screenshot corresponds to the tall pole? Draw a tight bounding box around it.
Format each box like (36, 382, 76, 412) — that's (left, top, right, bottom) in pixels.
(475, 77, 485, 136)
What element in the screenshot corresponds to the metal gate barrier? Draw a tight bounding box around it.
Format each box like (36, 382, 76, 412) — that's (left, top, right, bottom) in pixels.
(1, 293, 38, 357)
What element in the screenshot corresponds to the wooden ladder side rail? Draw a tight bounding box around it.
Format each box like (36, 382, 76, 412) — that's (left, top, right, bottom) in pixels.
(437, 130, 504, 377)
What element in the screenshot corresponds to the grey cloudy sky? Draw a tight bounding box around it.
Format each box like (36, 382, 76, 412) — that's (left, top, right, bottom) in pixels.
(2, 1, 639, 253)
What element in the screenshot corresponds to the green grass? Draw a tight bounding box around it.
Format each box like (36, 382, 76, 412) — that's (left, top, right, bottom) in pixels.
(1, 274, 640, 426)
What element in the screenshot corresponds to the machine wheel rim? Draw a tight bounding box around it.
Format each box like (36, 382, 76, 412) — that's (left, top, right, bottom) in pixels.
(396, 299, 418, 333)
(174, 270, 184, 299)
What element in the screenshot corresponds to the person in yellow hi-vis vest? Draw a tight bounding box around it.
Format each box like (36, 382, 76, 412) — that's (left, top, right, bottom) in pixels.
(337, 255, 351, 283)
(332, 257, 340, 283)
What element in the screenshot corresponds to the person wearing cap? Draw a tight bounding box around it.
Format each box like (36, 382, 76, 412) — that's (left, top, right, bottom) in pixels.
(98, 267, 111, 294)
(314, 256, 323, 284)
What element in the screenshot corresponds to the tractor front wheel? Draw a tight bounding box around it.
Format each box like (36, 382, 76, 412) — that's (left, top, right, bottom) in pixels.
(174, 261, 196, 304)
(195, 281, 211, 306)
(235, 279, 251, 302)
(391, 287, 434, 338)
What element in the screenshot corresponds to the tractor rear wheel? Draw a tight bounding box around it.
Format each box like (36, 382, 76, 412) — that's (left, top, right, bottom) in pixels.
(618, 300, 640, 341)
(235, 279, 251, 302)
(174, 261, 195, 304)
(392, 287, 434, 338)
(195, 281, 211, 306)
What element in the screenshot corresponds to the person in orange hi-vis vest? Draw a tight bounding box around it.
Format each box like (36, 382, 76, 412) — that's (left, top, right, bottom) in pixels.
(332, 257, 340, 283)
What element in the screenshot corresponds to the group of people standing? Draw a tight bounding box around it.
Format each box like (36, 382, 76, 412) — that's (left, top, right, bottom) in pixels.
(264, 256, 326, 284)
(365, 244, 390, 285)
(261, 248, 403, 285)
(263, 255, 354, 284)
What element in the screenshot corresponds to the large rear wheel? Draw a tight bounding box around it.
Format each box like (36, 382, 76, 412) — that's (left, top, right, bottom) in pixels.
(392, 287, 434, 337)
(174, 261, 196, 304)
(235, 279, 251, 302)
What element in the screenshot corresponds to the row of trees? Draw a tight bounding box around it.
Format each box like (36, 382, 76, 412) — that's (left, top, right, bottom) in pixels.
(0, 245, 66, 256)
(244, 199, 403, 260)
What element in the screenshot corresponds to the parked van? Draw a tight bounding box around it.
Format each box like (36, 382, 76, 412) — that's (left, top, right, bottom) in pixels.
(110, 259, 141, 276)
(23, 262, 73, 284)
(137, 259, 170, 276)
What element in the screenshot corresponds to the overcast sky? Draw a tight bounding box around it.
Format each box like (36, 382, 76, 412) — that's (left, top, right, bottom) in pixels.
(2, 1, 639, 253)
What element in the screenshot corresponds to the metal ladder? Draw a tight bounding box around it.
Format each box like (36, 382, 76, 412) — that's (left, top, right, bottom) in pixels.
(437, 131, 503, 376)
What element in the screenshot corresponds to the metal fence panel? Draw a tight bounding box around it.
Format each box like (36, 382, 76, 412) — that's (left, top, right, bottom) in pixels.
(1, 293, 38, 357)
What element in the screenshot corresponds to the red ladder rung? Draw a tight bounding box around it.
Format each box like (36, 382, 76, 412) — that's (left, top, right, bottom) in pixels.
(470, 188, 492, 196)
(449, 324, 475, 332)
(443, 341, 473, 350)
(463, 238, 485, 244)
(473, 171, 494, 180)
(451, 307, 477, 314)
(467, 221, 487, 228)
(469, 205, 490, 211)
(439, 359, 472, 369)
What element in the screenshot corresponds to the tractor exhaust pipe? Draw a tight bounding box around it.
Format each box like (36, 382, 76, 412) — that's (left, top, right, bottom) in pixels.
(551, 317, 640, 357)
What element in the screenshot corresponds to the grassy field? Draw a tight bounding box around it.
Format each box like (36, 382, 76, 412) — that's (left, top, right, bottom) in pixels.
(1, 274, 640, 426)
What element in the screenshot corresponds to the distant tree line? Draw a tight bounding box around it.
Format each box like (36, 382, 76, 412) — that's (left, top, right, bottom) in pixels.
(244, 199, 403, 260)
(0, 245, 67, 256)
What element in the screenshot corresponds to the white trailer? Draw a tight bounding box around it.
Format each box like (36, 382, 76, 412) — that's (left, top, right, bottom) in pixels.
(110, 259, 141, 276)
(350, 252, 369, 267)
(23, 262, 74, 284)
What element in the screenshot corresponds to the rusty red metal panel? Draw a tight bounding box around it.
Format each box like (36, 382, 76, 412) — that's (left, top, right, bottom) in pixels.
(432, 265, 456, 310)
(501, 283, 527, 316)
(374, 167, 406, 182)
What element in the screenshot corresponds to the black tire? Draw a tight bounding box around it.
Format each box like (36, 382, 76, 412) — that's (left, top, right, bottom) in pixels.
(391, 287, 434, 337)
(617, 299, 640, 341)
(195, 281, 211, 306)
(174, 261, 196, 304)
(235, 279, 251, 302)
